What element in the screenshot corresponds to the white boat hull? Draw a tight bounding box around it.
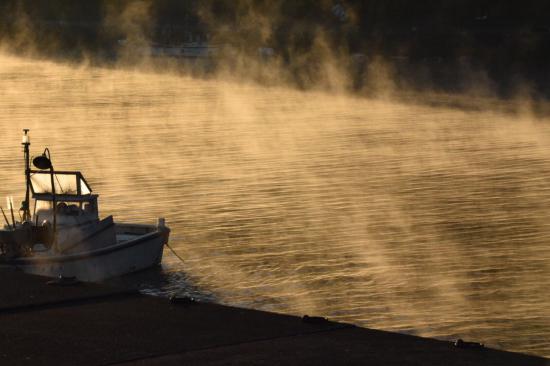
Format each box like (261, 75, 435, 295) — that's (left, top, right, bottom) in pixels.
(4, 229, 168, 282)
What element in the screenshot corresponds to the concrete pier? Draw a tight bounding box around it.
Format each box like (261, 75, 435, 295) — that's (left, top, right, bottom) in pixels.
(0, 268, 546, 365)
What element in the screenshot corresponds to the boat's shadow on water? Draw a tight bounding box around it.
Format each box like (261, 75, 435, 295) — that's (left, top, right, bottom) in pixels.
(102, 264, 215, 302)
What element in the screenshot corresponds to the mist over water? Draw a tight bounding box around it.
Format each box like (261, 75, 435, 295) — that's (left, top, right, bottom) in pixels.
(0, 52, 549, 357)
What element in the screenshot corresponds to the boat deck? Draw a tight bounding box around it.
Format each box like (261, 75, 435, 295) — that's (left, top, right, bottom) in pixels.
(0, 268, 546, 365)
(116, 223, 157, 242)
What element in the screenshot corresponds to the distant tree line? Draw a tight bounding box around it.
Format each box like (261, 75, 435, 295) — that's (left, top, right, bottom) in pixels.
(1, 0, 549, 96)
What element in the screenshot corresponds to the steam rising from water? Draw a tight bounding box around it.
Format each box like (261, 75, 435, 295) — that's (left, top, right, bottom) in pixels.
(0, 0, 404, 95)
(0, 39, 549, 358)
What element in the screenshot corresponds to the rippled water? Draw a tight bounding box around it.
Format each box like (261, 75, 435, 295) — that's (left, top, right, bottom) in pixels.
(1, 53, 549, 357)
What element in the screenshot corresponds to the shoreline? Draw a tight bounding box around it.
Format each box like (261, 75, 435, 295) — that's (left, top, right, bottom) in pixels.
(0, 268, 546, 365)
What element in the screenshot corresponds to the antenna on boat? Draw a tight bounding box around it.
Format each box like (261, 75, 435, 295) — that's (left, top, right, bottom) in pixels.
(21, 129, 31, 222)
(7, 197, 16, 229)
(0, 207, 12, 230)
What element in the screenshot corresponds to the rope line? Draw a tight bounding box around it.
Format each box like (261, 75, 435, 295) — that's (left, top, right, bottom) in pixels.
(165, 242, 186, 264)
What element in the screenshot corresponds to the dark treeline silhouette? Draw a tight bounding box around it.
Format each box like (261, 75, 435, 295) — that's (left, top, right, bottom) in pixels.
(1, 0, 549, 97)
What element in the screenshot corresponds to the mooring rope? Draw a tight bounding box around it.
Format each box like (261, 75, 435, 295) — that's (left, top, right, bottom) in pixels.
(165, 242, 186, 264)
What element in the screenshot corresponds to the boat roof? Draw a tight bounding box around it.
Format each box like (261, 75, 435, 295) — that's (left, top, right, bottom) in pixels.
(30, 170, 95, 202)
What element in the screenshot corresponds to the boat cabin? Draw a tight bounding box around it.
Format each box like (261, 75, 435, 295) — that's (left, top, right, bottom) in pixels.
(28, 169, 118, 254)
(30, 170, 99, 226)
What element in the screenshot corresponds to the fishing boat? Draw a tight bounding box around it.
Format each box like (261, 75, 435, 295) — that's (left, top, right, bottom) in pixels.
(0, 130, 170, 282)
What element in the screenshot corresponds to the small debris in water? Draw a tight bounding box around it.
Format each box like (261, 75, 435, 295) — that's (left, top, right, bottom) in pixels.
(169, 295, 198, 306)
(302, 315, 329, 324)
(454, 339, 485, 349)
(46, 275, 81, 286)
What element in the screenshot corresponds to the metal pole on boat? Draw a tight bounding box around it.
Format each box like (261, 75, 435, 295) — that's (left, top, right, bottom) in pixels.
(32, 148, 57, 250)
(46, 150, 57, 250)
(21, 129, 31, 222)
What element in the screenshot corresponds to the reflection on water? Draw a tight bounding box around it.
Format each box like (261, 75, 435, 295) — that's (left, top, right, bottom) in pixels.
(0, 53, 549, 357)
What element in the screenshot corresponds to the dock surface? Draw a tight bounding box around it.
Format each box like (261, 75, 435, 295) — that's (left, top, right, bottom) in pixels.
(0, 268, 547, 365)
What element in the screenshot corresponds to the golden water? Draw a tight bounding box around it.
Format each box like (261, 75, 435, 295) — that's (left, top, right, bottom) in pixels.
(1, 53, 548, 357)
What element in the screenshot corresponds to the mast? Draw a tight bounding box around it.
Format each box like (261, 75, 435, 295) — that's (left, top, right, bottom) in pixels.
(21, 129, 31, 222)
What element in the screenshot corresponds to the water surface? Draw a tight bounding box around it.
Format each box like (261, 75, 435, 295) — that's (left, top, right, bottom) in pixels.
(0, 53, 548, 357)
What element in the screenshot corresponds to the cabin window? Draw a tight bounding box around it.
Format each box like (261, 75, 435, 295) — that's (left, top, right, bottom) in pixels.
(34, 200, 53, 211)
(30, 172, 92, 195)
